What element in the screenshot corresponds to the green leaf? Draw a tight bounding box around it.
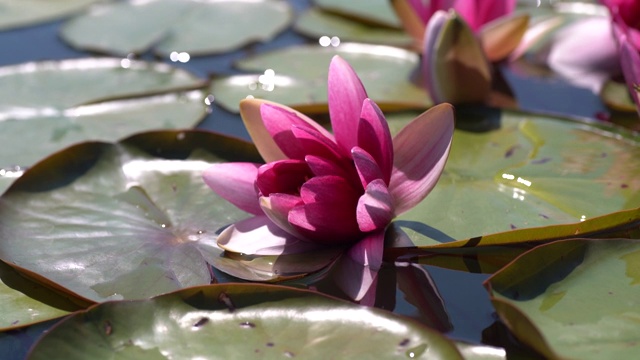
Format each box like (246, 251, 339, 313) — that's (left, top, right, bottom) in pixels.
(213, 43, 431, 113)
(601, 80, 638, 113)
(0, 130, 263, 303)
(28, 284, 464, 359)
(294, 8, 413, 47)
(60, 0, 292, 56)
(487, 239, 640, 359)
(0, 0, 100, 31)
(313, 0, 402, 28)
(0, 58, 208, 193)
(0, 259, 80, 330)
(388, 108, 640, 247)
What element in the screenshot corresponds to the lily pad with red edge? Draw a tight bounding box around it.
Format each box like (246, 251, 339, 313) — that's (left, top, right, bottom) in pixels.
(0, 130, 264, 304)
(385, 108, 640, 250)
(212, 43, 431, 113)
(27, 284, 464, 360)
(294, 8, 413, 47)
(59, 0, 293, 57)
(0, 58, 208, 194)
(0, 0, 100, 31)
(486, 238, 640, 360)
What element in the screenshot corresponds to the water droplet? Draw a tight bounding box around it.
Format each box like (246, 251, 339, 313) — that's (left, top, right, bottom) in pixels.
(330, 36, 340, 47)
(239, 322, 256, 329)
(319, 35, 331, 47)
(284, 351, 295, 357)
(187, 235, 199, 241)
(161, 224, 167, 228)
(176, 132, 186, 141)
(204, 94, 215, 105)
(197, 230, 206, 234)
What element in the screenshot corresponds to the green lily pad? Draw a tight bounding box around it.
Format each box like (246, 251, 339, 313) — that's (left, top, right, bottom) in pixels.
(0, 259, 80, 331)
(294, 8, 413, 47)
(601, 80, 637, 113)
(60, 0, 292, 56)
(313, 0, 402, 28)
(0, 0, 99, 31)
(28, 284, 463, 359)
(0, 58, 208, 194)
(487, 239, 640, 359)
(386, 108, 640, 247)
(0, 130, 263, 303)
(213, 43, 430, 113)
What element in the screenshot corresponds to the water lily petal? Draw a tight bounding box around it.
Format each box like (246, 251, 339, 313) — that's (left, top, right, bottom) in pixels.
(305, 155, 350, 179)
(453, 0, 515, 32)
(328, 55, 368, 156)
(357, 179, 394, 233)
(239, 99, 332, 163)
(357, 99, 393, 184)
(260, 194, 305, 238)
(390, 103, 454, 215)
(352, 146, 384, 188)
(256, 159, 311, 196)
(391, 0, 431, 46)
(202, 162, 262, 215)
(290, 125, 344, 163)
(480, 13, 529, 62)
(619, 35, 640, 114)
(334, 231, 384, 301)
(546, 17, 620, 93)
(289, 176, 361, 243)
(217, 216, 320, 255)
(423, 10, 492, 104)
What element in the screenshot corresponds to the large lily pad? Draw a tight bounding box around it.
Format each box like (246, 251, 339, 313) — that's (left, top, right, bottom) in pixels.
(60, 0, 292, 56)
(0, 58, 208, 193)
(313, 0, 402, 28)
(0, 130, 262, 303)
(28, 284, 463, 359)
(387, 108, 640, 247)
(487, 239, 640, 359)
(294, 8, 413, 47)
(0, 0, 99, 31)
(212, 43, 430, 113)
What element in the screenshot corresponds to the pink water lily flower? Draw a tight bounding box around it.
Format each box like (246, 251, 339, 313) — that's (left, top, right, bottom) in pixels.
(603, 0, 640, 50)
(203, 56, 454, 302)
(392, 0, 528, 62)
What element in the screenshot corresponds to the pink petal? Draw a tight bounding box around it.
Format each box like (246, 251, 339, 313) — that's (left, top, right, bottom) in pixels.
(202, 163, 262, 215)
(357, 99, 393, 184)
(289, 176, 362, 243)
(305, 155, 351, 179)
(356, 179, 394, 233)
(333, 231, 384, 301)
(328, 56, 368, 157)
(217, 216, 321, 255)
(453, 0, 514, 32)
(239, 99, 333, 163)
(619, 35, 640, 114)
(259, 194, 305, 238)
(390, 103, 454, 215)
(259, 103, 332, 161)
(290, 125, 344, 163)
(352, 146, 385, 189)
(479, 13, 529, 62)
(256, 160, 311, 196)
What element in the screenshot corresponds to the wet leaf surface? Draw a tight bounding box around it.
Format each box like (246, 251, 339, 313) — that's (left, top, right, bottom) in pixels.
(0, 0, 99, 31)
(60, 0, 293, 56)
(0, 130, 262, 303)
(212, 43, 430, 113)
(0, 58, 207, 194)
(28, 284, 464, 359)
(487, 239, 640, 360)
